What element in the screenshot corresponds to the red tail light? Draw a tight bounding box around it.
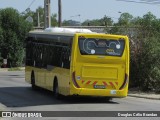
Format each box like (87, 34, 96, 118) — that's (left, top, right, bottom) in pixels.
(72, 72, 80, 88)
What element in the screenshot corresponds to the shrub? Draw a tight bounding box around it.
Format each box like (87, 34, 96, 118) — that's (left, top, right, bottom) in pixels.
(130, 34, 160, 92)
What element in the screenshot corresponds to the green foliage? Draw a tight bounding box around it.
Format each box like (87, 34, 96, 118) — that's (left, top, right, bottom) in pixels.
(0, 53, 2, 67)
(109, 13, 134, 35)
(8, 67, 22, 71)
(104, 12, 160, 92)
(62, 20, 81, 26)
(130, 35, 160, 92)
(0, 27, 3, 66)
(22, 7, 44, 27)
(82, 16, 113, 26)
(118, 12, 133, 26)
(23, 6, 58, 27)
(0, 8, 32, 67)
(34, 6, 44, 27)
(51, 14, 58, 27)
(113, 12, 160, 92)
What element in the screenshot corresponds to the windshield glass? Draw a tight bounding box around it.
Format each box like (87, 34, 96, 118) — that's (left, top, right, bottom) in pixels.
(78, 37, 125, 56)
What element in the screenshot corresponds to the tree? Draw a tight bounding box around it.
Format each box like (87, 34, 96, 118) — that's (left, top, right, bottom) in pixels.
(0, 8, 32, 67)
(21, 8, 35, 25)
(118, 12, 133, 26)
(23, 6, 58, 27)
(22, 6, 44, 27)
(34, 6, 44, 27)
(0, 27, 3, 67)
(82, 16, 113, 26)
(63, 20, 81, 26)
(102, 15, 113, 26)
(109, 12, 160, 92)
(130, 12, 160, 92)
(51, 13, 58, 27)
(110, 13, 133, 35)
(141, 12, 157, 37)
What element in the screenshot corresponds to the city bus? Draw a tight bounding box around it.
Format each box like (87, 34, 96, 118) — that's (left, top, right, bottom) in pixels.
(25, 27, 130, 99)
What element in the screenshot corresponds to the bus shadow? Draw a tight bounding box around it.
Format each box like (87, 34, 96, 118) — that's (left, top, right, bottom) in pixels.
(0, 87, 119, 107)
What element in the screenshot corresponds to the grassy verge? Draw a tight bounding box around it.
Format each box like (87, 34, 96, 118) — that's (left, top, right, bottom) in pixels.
(8, 67, 24, 71)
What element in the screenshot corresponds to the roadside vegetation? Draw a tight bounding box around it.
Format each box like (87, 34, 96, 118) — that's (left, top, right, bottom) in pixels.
(110, 12, 160, 93)
(0, 7, 159, 92)
(8, 67, 23, 71)
(0, 8, 32, 67)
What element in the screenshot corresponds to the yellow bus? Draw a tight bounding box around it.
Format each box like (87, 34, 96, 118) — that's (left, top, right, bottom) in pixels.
(25, 28, 129, 99)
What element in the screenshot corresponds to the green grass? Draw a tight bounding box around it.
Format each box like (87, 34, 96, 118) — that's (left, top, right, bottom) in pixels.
(8, 67, 23, 71)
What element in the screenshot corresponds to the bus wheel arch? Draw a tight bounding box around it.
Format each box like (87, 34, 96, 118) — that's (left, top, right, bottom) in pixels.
(53, 77, 60, 99)
(31, 70, 37, 90)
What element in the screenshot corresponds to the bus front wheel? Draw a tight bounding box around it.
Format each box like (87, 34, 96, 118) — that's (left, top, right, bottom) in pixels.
(31, 71, 37, 90)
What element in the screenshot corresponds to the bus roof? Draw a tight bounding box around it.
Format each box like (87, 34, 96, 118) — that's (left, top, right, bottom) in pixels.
(29, 27, 93, 36)
(29, 27, 128, 40)
(45, 27, 92, 33)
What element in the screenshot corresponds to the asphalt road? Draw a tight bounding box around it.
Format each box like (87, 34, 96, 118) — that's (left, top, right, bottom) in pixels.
(0, 71, 160, 120)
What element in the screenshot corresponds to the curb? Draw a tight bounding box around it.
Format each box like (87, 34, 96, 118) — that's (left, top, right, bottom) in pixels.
(0, 67, 25, 72)
(0, 103, 7, 111)
(128, 94, 160, 100)
(0, 68, 8, 72)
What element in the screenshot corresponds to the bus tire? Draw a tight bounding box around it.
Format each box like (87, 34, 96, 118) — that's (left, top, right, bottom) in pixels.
(105, 97, 112, 101)
(31, 71, 37, 90)
(53, 79, 61, 99)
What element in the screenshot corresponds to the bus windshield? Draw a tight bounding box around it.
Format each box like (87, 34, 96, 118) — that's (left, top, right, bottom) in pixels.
(78, 37, 125, 56)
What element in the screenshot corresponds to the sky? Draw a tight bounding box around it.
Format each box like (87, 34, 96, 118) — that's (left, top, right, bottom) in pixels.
(0, 0, 160, 22)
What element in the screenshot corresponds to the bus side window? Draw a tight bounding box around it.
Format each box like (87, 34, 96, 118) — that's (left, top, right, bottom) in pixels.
(60, 45, 71, 69)
(65, 48, 71, 69)
(26, 37, 34, 66)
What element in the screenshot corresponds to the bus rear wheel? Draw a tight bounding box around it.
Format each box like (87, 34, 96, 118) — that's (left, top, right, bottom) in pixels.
(53, 80, 61, 99)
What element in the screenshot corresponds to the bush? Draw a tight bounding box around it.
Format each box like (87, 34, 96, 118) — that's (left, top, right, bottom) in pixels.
(0, 53, 2, 67)
(0, 8, 32, 67)
(130, 35, 160, 92)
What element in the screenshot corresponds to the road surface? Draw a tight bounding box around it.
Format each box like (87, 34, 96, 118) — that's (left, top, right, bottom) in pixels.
(0, 71, 160, 120)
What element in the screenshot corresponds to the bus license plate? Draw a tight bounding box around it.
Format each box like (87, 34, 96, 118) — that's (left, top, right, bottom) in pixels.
(94, 85, 106, 89)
